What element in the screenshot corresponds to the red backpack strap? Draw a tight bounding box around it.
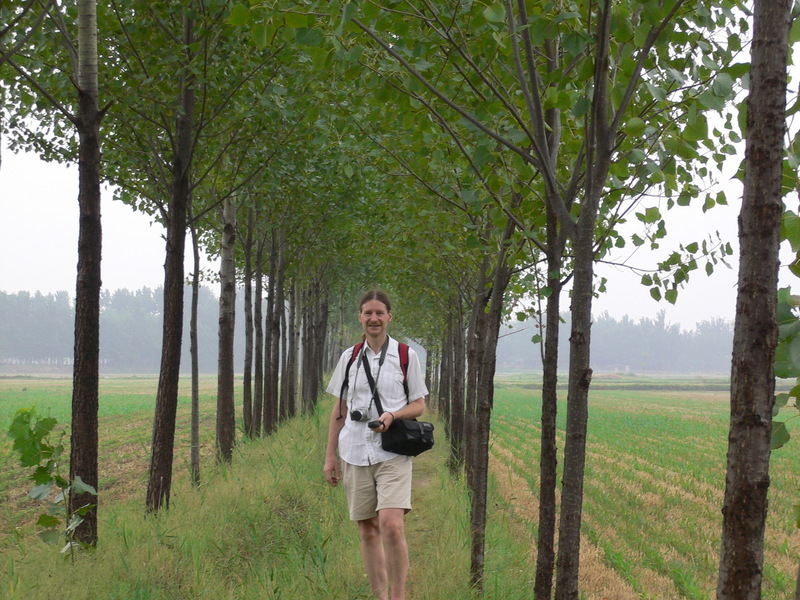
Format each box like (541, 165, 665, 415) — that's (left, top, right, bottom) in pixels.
(337, 342, 364, 419)
(399, 342, 409, 400)
(349, 342, 364, 370)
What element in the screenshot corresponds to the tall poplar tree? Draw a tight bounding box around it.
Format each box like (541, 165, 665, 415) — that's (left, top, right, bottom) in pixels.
(716, 0, 790, 596)
(2, 0, 104, 546)
(68, 0, 102, 547)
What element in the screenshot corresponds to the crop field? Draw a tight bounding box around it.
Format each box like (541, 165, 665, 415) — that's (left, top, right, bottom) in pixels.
(490, 374, 800, 599)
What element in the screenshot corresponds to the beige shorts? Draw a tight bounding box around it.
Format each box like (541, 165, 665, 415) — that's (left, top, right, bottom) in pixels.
(341, 455, 413, 521)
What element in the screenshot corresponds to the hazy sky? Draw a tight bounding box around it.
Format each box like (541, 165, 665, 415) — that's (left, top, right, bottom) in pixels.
(0, 146, 762, 331)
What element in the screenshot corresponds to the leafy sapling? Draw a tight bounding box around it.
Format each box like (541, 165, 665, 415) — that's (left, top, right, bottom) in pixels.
(772, 288, 800, 451)
(7, 407, 97, 553)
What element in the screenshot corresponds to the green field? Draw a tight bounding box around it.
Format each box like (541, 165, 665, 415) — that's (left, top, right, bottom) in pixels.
(0, 374, 797, 599)
(491, 375, 800, 599)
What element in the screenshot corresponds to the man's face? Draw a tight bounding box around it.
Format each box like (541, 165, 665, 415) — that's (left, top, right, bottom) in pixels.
(359, 299, 392, 338)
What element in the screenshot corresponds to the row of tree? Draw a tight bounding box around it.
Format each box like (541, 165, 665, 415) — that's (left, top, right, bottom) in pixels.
(2, 1, 792, 599)
(0, 288, 735, 375)
(0, 287, 222, 371)
(498, 311, 733, 374)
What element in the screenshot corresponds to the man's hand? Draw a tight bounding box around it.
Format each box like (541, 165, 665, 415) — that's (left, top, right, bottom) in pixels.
(374, 411, 396, 432)
(324, 456, 340, 486)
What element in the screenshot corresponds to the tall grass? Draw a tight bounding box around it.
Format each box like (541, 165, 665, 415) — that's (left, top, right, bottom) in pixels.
(0, 380, 533, 600)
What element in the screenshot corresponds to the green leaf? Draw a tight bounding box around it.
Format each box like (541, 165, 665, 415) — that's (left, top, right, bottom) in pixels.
(227, 3, 250, 26)
(624, 117, 646, 136)
(65, 513, 84, 535)
(572, 97, 591, 118)
(296, 27, 324, 46)
(37, 514, 60, 529)
(71, 476, 97, 496)
(30, 466, 51, 486)
(483, 5, 506, 23)
(74, 503, 97, 517)
(638, 206, 661, 224)
(781, 212, 800, 252)
(30, 483, 52, 501)
(473, 145, 492, 170)
(562, 31, 587, 56)
(775, 335, 800, 378)
(285, 11, 308, 28)
(791, 15, 800, 44)
(665, 288, 678, 304)
(772, 420, 791, 450)
(774, 392, 790, 416)
(38, 530, 61, 545)
(712, 73, 734, 99)
(684, 115, 708, 142)
(341, 2, 358, 25)
(251, 23, 268, 49)
(650, 287, 662, 301)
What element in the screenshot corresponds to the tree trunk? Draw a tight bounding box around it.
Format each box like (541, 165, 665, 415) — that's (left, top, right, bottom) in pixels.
(253, 241, 264, 437)
(68, 0, 100, 547)
(535, 210, 565, 600)
(468, 214, 516, 592)
(216, 197, 236, 462)
(452, 308, 467, 468)
(301, 287, 313, 414)
(242, 208, 254, 438)
(284, 280, 298, 419)
(314, 284, 329, 400)
(263, 237, 276, 434)
(188, 219, 201, 486)
(716, 0, 789, 596)
(146, 13, 194, 514)
(272, 230, 289, 422)
(465, 261, 489, 500)
(271, 231, 284, 424)
(554, 3, 613, 594)
(554, 218, 595, 600)
(439, 319, 453, 438)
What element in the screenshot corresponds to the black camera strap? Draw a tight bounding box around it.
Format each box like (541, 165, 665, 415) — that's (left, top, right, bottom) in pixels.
(361, 337, 389, 415)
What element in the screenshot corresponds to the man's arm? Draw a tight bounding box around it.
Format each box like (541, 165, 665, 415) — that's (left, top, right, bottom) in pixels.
(323, 397, 346, 486)
(376, 397, 425, 431)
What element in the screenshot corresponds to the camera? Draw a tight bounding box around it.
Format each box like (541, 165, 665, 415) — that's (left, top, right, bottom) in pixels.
(350, 409, 370, 422)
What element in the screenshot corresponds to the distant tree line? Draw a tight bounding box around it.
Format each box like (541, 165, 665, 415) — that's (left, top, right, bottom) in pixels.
(1, 288, 731, 376)
(0, 287, 244, 373)
(497, 310, 733, 375)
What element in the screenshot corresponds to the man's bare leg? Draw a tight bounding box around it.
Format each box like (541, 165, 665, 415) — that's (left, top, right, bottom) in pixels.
(379, 508, 408, 600)
(358, 516, 388, 600)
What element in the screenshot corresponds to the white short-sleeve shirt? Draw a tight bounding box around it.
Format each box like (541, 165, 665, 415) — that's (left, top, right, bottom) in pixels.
(326, 336, 428, 466)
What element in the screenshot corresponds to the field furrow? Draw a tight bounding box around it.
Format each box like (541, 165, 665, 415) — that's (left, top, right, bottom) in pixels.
(491, 378, 800, 599)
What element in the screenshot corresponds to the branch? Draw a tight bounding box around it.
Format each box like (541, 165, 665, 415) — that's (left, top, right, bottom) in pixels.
(7, 57, 76, 123)
(508, 0, 576, 238)
(350, 17, 543, 172)
(46, 0, 78, 75)
(0, 0, 54, 69)
(609, 0, 687, 136)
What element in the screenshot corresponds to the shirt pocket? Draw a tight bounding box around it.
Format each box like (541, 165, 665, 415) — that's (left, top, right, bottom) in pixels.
(380, 365, 407, 401)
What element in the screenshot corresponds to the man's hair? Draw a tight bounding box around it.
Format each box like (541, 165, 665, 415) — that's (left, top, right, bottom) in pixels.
(359, 289, 392, 313)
